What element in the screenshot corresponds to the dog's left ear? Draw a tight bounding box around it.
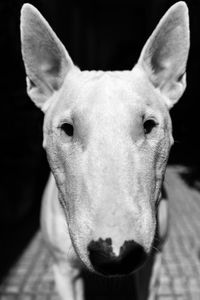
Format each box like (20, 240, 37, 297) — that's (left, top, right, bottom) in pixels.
(138, 1, 190, 109)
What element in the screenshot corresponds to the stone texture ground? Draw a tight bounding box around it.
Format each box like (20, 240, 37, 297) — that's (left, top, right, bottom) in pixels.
(0, 166, 200, 300)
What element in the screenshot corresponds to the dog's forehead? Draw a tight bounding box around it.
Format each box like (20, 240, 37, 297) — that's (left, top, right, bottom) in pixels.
(51, 67, 167, 121)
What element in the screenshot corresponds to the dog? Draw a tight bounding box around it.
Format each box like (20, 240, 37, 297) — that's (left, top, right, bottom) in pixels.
(20, 2, 189, 299)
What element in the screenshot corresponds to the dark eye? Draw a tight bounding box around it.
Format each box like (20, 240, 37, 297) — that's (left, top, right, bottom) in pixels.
(61, 123, 74, 137)
(143, 119, 157, 135)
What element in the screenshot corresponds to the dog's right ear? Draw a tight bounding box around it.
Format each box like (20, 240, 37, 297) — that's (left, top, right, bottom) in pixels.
(20, 4, 74, 111)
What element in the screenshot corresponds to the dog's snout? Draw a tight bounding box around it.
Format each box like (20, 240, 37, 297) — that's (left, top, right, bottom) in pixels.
(88, 238, 147, 276)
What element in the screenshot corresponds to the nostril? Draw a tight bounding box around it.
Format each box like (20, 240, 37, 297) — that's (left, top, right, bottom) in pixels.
(120, 240, 147, 270)
(88, 238, 147, 276)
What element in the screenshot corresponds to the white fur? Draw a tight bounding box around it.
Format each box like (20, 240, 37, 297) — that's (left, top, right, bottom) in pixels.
(20, 2, 189, 299)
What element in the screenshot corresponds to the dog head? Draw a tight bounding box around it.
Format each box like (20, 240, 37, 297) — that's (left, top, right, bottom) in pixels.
(21, 2, 189, 276)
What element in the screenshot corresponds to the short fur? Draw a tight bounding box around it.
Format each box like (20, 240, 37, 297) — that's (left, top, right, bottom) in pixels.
(20, 2, 189, 299)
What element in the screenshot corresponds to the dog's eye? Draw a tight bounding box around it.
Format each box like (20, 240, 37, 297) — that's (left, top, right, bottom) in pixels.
(143, 119, 157, 135)
(61, 123, 74, 137)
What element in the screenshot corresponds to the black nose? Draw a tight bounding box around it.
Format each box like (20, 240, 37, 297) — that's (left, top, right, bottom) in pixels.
(88, 238, 147, 276)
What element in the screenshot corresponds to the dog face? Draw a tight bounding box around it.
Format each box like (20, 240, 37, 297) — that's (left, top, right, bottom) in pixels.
(20, 2, 189, 275)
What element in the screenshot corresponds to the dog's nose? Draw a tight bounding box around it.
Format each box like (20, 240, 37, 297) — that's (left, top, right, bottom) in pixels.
(88, 238, 147, 276)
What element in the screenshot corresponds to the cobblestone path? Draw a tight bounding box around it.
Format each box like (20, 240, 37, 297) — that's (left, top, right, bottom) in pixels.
(0, 166, 200, 300)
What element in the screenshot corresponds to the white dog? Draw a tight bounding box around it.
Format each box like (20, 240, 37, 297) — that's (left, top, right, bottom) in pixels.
(20, 2, 189, 299)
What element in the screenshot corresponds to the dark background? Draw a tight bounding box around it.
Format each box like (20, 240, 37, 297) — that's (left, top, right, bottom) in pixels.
(0, 0, 199, 282)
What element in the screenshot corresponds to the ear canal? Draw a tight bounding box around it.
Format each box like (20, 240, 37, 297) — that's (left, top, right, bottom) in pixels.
(20, 4, 74, 111)
(137, 1, 190, 109)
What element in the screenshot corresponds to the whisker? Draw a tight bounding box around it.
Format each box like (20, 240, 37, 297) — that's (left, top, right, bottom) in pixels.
(152, 245, 161, 253)
(164, 177, 170, 186)
(173, 139, 182, 144)
(153, 237, 161, 246)
(67, 245, 73, 258)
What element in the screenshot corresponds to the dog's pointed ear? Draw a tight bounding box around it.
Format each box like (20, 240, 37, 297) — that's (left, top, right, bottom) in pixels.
(20, 4, 74, 111)
(137, 1, 190, 109)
